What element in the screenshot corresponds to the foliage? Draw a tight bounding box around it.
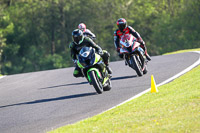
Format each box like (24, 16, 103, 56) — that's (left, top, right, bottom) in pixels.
(0, 0, 199, 74)
(151, 0, 200, 54)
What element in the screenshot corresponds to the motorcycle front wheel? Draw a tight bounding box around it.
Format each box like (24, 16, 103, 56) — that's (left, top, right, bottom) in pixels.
(130, 55, 143, 76)
(89, 71, 103, 94)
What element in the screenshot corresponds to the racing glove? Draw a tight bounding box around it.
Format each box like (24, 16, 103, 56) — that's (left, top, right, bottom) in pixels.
(73, 59, 77, 64)
(98, 50, 104, 56)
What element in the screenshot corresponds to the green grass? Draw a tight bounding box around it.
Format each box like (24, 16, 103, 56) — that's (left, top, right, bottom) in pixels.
(49, 49, 200, 133)
(164, 48, 200, 55)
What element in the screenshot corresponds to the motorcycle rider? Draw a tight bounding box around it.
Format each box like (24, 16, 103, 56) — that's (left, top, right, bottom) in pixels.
(114, 18, 151, 61)
(69, 29, 112, 78)
(78, 23, 96, 41)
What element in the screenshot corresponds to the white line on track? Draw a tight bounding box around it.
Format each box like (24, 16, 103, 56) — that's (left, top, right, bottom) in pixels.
(101, 51, 200, 114)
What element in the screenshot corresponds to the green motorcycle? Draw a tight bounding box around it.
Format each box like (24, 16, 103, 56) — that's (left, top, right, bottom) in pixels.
(77, 47, 112, 94)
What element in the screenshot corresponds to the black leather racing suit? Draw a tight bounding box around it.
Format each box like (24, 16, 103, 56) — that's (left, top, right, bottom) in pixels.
(83, 29, 96, 41)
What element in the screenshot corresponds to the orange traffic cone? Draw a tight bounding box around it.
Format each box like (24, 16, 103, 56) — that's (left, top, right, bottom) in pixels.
(151, 75, 158, 93)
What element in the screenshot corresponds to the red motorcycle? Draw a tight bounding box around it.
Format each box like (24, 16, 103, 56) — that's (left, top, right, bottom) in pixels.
(120, 34, 148, 76)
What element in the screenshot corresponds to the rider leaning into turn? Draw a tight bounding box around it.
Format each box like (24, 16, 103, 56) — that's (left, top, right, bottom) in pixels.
(114, 18, 151, 61)
(69, 29, 112, 78)
(78, 23, 96, 41)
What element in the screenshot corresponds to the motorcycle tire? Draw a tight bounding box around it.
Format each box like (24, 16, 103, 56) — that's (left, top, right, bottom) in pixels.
(130, 55, 143, 76)
(89, 71, 103, 94)
(143, 66, 148, 74)
(103, 79, 112, 91)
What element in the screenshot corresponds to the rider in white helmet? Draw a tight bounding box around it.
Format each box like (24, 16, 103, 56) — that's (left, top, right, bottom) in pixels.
(78, 23, 96, 41)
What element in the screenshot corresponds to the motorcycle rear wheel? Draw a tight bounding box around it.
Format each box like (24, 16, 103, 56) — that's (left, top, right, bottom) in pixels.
(143, 66, 148, 74)
(89, 71, 103, 94)
(103, 79, 112, 91)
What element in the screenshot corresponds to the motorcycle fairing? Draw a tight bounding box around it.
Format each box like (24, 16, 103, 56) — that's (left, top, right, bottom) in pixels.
(77, 60, 84, 68)
(102, 76, 109, 85)
(119, 34, 141, 54)
(78, 48, 101, 68)
(132, 42, 140, 51)
(94, 53, 101, 64)
(120, 34, 135, 46)
(120, 41, 140, 54)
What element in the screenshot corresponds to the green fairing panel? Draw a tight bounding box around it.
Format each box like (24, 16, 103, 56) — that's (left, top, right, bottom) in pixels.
(77, 60, 84, 68)
(94, 53, 101, 64)
(103, 77, 109, 85)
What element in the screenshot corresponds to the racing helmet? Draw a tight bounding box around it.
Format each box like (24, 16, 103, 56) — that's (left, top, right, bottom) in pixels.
(72, 29, 84, 45)
(117, 18, 127, 32)
(78, 23, 86, 32)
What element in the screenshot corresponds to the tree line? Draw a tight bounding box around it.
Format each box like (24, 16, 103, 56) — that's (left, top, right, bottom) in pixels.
(0, 0, 199, 75)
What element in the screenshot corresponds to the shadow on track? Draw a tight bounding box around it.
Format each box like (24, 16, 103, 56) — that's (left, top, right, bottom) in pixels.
(39, 81, 88, 90)
(40, 75, 136, 90)
(0, 92, 96, 109)
(111, 75, 137, 81)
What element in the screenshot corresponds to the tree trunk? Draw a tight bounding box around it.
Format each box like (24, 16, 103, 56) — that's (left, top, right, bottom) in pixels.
(59, 0, 67, 51)
(50, 0, 55, 55)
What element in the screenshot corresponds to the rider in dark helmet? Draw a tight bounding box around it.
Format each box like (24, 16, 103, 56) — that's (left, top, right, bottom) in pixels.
(114, 18, 151, 61)
(69, 29, 112, 78)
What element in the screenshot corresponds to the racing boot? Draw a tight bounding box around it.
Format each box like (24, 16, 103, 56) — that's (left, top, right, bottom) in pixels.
(105, 64, 112, 74)
(125, 61, 128, 66)
(102, 51, 112, 74)
(140, 41, 151, 61)
(145, 53, 151, 61)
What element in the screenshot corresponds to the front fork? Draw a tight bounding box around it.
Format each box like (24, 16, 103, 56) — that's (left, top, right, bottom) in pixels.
(124, 51, 145, 69)
(124, 54, 132, 67)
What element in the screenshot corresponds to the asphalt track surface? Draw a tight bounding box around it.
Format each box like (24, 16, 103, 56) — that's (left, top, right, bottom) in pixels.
(0, 52, 199, 133)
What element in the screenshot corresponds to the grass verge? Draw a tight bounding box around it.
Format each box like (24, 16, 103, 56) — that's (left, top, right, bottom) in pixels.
(164, 48, 200, 55)
(49, 49, 200, 133)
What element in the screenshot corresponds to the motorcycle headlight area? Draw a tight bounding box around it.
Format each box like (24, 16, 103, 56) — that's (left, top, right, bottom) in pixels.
(125, 46, 133, 52)
(78, 48, 95, 67)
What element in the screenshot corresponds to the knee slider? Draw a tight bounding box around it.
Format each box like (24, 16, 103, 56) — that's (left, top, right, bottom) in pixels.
(73, 70, 80, 77)
(118, 53, 123, 59)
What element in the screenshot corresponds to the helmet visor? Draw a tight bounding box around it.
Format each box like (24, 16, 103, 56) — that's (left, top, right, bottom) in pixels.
(118, 24, 126, 32)
(73, 35, 83, 44)
(79, 28, 85, 32)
